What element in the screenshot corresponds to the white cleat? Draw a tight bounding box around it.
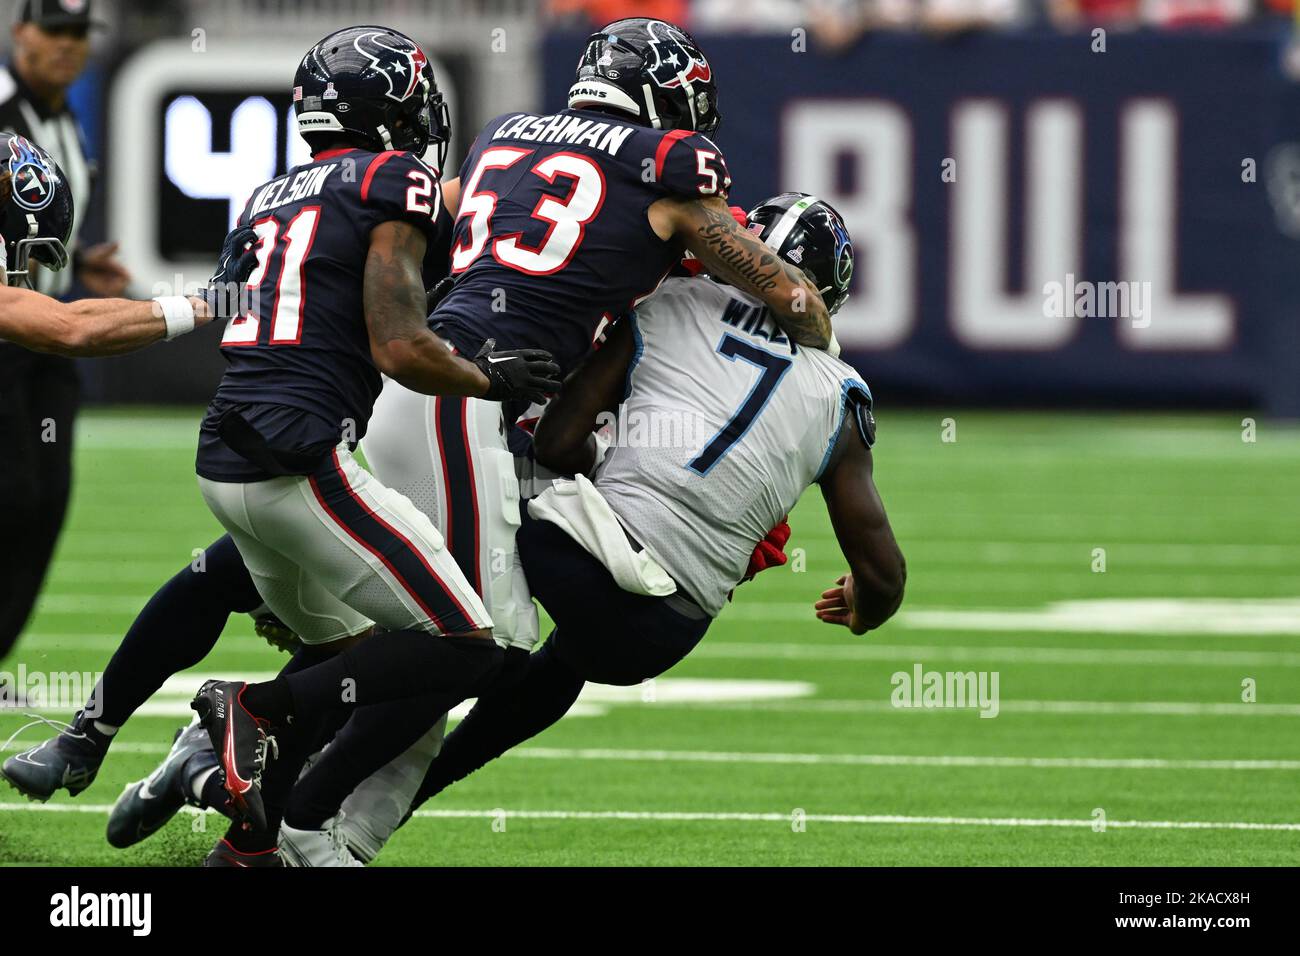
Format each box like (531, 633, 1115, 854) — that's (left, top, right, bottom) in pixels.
(278, 812, 365, 867)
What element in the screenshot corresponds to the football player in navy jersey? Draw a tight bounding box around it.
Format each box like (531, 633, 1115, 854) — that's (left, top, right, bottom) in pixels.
(369, 17, 839, 657)
(182, 25, 568, 856)
(5, 18, 837, 866)
(313, 16, 844, 859)
(0, 27, 519, 866)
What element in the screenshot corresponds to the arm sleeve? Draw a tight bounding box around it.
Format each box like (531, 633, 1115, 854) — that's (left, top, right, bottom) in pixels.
(653, 131, 732, 201)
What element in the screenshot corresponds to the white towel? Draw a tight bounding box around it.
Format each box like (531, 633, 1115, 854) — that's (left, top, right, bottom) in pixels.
(527, 475, 678, 598)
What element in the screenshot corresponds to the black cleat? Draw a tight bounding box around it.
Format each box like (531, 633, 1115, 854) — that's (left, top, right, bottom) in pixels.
(106, 721, 217, 849)
(1, 712, 108, 801)
(190, 681, 275, 832)
(203, 838, 284, 868)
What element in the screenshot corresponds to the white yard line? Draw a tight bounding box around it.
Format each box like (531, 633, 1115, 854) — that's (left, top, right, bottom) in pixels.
(20, 633, 1300, 667)
(505, 748, 1300, 771)
(1, 741, 1295, 769)
(666, 698, 1300, 717)
(694, 642, 1300, 667)
(1, 801, 1296, 832)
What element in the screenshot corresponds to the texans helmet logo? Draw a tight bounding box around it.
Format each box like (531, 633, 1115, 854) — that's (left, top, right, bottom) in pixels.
(7, 135, 58, 213)
(643, 20, 712, 90)
(352, 31, 429, 103)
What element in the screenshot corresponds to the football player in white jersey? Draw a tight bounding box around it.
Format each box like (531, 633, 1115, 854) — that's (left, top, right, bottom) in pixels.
(356, 192, 906, 840)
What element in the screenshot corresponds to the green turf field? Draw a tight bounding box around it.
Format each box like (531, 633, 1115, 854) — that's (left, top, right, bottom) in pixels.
(2, 407, 1298, 866)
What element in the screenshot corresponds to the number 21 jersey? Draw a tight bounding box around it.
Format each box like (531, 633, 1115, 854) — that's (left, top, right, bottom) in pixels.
(197, 147, 451, 482)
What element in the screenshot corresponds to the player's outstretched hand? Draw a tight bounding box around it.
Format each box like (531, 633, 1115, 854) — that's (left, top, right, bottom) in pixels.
(814, 572, 867, 635)
(201, 225, 261, 319)
(473, 338, 563, 403)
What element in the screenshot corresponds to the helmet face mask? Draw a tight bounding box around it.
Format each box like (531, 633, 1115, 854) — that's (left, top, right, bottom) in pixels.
(569, 18, 721, 136)
(9, 235, 71, 289)
(0, 133, 73, 288)
(746, 193, 855, 317)
(294, 25, 450, 170)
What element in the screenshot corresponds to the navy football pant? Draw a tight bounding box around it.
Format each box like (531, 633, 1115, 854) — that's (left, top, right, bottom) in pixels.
(408, 510, 712, 809)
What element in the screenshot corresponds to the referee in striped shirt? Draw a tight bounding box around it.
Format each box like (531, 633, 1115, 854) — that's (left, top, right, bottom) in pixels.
(0, 0, 131, 659)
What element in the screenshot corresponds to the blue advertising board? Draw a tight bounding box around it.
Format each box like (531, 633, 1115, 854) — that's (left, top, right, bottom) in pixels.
(544, 28, 1300, 415)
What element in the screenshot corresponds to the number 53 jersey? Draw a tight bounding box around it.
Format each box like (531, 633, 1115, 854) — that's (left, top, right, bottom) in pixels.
(434, 108, 731, 375)
(197, 147, 452, 483)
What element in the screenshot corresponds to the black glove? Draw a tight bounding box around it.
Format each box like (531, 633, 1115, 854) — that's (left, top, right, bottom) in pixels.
(253, 611, 302, 655)
(473, 338, 562, 403)
(201, 225, 260, 319)
(425, 276, 454, 314)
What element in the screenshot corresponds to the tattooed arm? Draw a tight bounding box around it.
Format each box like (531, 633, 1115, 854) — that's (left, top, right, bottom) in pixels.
(648, 195, 832, 349)
(363, 220, 490, 397)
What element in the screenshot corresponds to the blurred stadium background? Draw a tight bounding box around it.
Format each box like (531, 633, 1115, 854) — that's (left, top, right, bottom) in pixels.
(10, 0, 1300, 411)
(3, 0, 1300, 866)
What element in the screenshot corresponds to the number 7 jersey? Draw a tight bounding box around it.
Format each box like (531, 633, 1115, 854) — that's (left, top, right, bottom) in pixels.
(595, 276, 873, 617)
(434, 108, 731, 375)
(197, 147, 452, 482)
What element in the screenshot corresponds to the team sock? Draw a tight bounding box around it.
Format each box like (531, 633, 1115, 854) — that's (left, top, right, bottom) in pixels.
(227, 644, 350, 850)
(283, 692, 458, 832)
(196, 769, 236, 819)
(240, 676, 294, 726)
(85, 536, 261, 728)
(274, 630, 502, 715)
(410, 638, 584, 812)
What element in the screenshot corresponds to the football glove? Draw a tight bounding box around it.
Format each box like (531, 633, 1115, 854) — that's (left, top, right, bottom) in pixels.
(253, 611, 301, 655)
(743, 516, 791, 582)
(473, 338, 563, 403)
(426, 276, 454, 314)
(728, 517, 792, 601)
(201, 225, 260, 320)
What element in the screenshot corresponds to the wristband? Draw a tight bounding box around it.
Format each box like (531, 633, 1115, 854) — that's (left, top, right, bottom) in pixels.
(153, 295, 196, 340)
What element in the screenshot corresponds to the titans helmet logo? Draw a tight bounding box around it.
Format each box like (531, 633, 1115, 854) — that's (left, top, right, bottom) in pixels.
(643, 20, 712, 90)
(353, 31, 429, 103)
(7, 135, 58, 213)
(831, 219, 854, 291)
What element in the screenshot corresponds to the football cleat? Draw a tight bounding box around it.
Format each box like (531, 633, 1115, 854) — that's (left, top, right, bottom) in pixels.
(0, 712, 108, 801)
(106, 720, 216, 849)
(203, 838, 284, 868)
(279, 813, 365, 868)
(190, 681, 276, 832)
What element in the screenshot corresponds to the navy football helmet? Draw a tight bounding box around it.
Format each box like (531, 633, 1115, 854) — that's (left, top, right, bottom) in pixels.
(568, 18, 721, 136)
(747, 193, 855, 317)
(294, 25, 450, 169)
(0, 132, 73, 288)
